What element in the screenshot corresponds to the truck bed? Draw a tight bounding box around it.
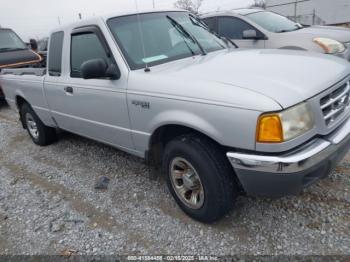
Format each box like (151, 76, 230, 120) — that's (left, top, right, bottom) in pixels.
(1, 68, 46, 77)
(0, 67, 52, 126)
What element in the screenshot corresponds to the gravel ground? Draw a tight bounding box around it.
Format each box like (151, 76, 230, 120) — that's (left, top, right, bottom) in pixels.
(0, 100, 349, 256)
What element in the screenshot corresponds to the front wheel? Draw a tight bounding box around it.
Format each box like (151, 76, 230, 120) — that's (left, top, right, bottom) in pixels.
(162, 134, 238, 223)
(20, 103, 57, 146)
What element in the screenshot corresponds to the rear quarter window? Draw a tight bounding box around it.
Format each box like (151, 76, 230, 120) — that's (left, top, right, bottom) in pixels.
(48, 31, 64, 76)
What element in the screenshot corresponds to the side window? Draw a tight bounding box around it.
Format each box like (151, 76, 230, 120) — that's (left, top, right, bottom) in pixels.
(218, 17, 258, 39)
(70, 33, 109, 78)
(202, 17, 217, 33)
(48, 31, 64, 76)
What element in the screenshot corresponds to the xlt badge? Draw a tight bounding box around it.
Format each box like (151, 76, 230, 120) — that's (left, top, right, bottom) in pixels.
(132, 100, 150, 109)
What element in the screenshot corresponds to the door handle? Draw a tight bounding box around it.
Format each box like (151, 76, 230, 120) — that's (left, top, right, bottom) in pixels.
(64, 86, 74, 94)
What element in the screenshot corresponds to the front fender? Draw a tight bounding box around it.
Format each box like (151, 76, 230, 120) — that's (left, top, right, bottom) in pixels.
(149, 109, 224, 144)
(129, 95, 262, 153)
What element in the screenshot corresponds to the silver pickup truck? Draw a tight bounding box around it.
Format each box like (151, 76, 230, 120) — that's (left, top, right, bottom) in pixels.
(1, 9, 350, 223)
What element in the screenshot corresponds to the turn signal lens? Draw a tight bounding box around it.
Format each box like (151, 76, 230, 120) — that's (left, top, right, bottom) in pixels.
(257, 114, 283, 143)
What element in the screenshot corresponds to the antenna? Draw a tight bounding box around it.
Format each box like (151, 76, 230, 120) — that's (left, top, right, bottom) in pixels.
(134, 0, 150, 72)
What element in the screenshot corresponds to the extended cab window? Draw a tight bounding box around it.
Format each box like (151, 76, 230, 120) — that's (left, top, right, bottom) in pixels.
(48, 31, 64, 76)
(70, 33, 109, 78)
(218, 17, 259, 39)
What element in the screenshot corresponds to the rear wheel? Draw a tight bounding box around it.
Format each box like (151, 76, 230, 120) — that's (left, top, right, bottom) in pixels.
(162, 134, 238, 223)
(20, 103, 57, 146)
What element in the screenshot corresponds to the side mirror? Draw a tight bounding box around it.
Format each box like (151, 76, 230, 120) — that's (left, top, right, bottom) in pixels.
(243, 29, 258, 40)
(30, 39, 38, 51)
(81, 58, 120, 80)
(105, 64, 121, 80)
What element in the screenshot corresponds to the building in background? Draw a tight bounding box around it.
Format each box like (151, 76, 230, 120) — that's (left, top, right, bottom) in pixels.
(265, 0, 350, 27)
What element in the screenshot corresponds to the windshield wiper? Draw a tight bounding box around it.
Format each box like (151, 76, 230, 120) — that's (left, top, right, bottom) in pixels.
(189, 14, 238, 49)
(166, 15, 207, 56)
(276, 29, 292, 33)
(221, 37, 239, 48)
(277, 25, 303, 33)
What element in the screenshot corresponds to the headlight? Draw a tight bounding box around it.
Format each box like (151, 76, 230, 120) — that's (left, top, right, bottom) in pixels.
(257, 103, 315, 143)
(313, 37, 346, 54)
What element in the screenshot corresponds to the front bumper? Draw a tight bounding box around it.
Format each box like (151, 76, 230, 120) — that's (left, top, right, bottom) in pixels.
(227, 117, 350, 197)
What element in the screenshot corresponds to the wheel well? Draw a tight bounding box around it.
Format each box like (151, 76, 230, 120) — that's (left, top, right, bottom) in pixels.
(16, 96, 28, 110)
(147, 124, 244, 192)
(147, 124, 223, 167)
(15, 96, 29, 128)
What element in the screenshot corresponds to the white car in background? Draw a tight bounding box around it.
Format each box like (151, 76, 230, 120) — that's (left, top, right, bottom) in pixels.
(201, 9, 350, 61)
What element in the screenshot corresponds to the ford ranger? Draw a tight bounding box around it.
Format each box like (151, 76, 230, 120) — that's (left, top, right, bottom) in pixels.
(1, 10, 350, 223)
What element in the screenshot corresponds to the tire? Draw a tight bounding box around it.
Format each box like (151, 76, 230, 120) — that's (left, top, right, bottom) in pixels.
(162, 134, 238, 223)
(20, 103, 57, 146)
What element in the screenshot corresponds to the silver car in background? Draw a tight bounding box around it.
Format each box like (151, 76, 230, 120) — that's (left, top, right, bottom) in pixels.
(201, 9, 350, 61)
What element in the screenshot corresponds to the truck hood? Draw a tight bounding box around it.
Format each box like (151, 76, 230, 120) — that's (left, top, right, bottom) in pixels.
(153, 49, 350, 109)
(285, 26, 350, 43)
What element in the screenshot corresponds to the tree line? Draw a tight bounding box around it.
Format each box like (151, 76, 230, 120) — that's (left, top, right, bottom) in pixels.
(174, 0, 266, 15)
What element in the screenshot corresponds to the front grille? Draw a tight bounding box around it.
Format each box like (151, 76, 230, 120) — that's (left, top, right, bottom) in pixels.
(320, 80, 350, 126)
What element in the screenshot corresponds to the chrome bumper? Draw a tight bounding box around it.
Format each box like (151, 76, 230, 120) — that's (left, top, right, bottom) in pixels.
(227, 116, 350, 174)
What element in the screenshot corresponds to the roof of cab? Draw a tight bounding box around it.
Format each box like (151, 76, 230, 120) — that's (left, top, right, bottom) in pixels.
(201, 8, 263, 18)
(102, 8, 184, 20)
(234, 8, 263, 15)
(51, 8, 185, 34)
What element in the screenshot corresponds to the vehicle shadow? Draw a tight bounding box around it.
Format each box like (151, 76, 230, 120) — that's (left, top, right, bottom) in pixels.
(56, 129, 336, 223)
(7, 117, 348, 253)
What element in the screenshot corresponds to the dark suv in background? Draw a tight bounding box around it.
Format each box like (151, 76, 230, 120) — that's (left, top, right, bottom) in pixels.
(0, 28, 42, 99)
(0, 28, 42, 69)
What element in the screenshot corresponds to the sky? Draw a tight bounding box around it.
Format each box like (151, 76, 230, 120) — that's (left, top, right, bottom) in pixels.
(0, 0, 254, 41)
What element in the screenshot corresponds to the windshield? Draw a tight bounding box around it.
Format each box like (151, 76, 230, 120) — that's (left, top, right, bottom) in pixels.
(0, 30, 27, 52)
(108, 12, 226, 70)
(247, 11, 302, 33)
